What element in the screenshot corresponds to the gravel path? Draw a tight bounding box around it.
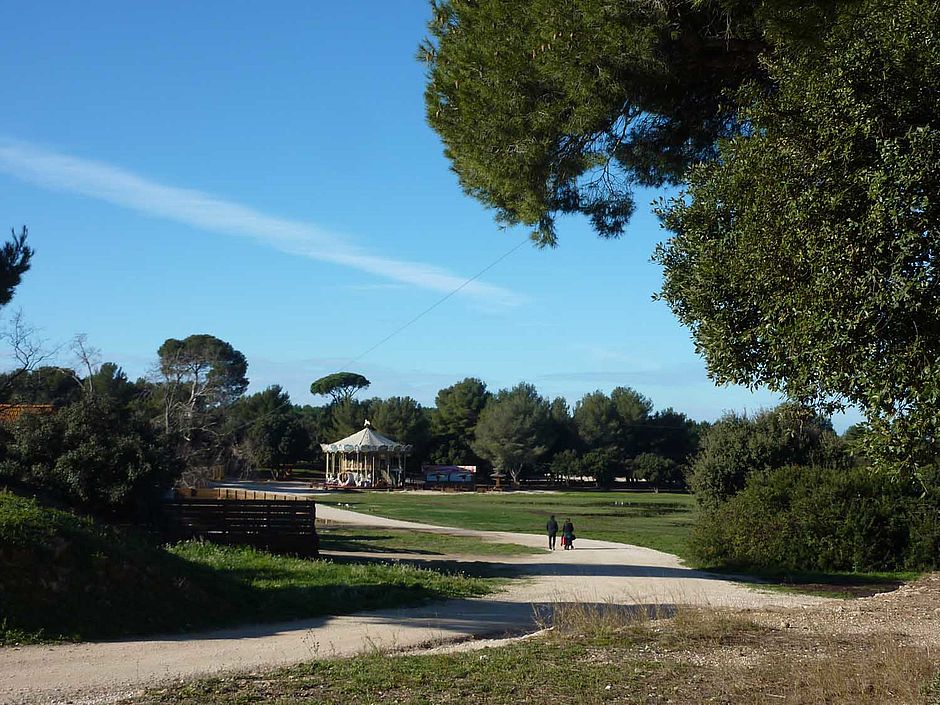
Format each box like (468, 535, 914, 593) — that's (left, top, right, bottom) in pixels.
(0, 504, 826, 704)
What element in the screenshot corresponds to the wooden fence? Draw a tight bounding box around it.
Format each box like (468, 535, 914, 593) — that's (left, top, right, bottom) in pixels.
(162, 498, 319, 557)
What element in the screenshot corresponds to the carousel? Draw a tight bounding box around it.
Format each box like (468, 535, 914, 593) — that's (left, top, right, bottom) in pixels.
(321, 420, 412, 488)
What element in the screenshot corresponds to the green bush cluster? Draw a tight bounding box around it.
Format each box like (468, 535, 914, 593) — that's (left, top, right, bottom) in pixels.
(690, 464, 940, 572)
(0, 396, 177, 521)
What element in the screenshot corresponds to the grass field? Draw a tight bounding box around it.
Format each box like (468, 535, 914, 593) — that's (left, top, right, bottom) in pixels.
(317, 490, 697, 558)
(0, 491, 500, 644)
(318, 526, 543, 556)
(315, 491, 916, 595)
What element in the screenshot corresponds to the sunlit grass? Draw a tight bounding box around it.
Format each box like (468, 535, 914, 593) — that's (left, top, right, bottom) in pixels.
(318, 490, 697, 557)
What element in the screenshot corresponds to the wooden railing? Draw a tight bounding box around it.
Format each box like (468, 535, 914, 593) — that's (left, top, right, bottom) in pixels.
(162, 498, 318, 557)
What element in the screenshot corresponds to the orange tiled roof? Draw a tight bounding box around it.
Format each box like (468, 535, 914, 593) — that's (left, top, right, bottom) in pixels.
(0, 403, 55, 423)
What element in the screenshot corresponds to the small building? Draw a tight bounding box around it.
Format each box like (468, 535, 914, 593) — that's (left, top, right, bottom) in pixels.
(320, 420, 412, 488)
(422, 464, 476, 489)
(0, 403, 55, 424)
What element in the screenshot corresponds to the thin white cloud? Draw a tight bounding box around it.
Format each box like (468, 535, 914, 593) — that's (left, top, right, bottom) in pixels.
(0, 140, 524, 305)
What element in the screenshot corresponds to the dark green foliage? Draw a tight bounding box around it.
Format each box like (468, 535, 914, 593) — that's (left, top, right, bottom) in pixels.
(156, 334, 248, 469)
(656, 0, 940, 467)
(690, 465, 940, 572)
(472, 382, 551, 484)
(227, 386, 309, 472)
(430, 377, 489, 464)
(545, 396, 579, 458)
(295, 404, 332, 459)
(0, 396, 177, 520)
(368, 396, 432, 462)
(328, 398, 369, 439)
(580, 446, 619, 489)
(548, 448, 580, 484)
(0, 366, 82, 405)
(689, 404, 845, 510)
(0, 226, 32, 307)
(645, 409, 702, 470)
(85, 362, 143, 406)
(573, 390, 621, 451)
(573, 387, 658, 482)
(422, 0, 777, 244)
(158, 335, 248, 411)
(309, 372, 370, 405)
(0, 492, 493, 643)
(633, 452, 683, 491)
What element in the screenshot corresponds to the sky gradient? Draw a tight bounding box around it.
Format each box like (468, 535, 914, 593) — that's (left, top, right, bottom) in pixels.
(0, 1, 860, 429)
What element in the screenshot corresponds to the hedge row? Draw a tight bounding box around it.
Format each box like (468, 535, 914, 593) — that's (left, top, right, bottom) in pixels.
(690, 464, 940, 572)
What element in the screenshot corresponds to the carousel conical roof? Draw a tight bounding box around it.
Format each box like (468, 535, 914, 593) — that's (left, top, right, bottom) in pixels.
(320, 420, 413, 453)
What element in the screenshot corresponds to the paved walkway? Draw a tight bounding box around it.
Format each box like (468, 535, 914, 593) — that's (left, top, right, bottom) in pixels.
(0, 504, 825, 704)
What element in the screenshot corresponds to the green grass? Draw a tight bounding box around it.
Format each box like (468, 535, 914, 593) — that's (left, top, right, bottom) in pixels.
(0, 491, 500, 644)
(318, 526, 543, 556)
(125, 631, 669, 705)
(318, 490, 697, 557)
(316, 491, 914, 598)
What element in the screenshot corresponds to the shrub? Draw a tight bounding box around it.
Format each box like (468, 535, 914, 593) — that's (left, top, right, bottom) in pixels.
(688, 405, 847, 510)
(690, 464, 940, 572)
(0, 396, 177, 520)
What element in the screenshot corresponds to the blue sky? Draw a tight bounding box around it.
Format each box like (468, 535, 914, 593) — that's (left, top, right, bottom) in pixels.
(0, 1, 860, 429)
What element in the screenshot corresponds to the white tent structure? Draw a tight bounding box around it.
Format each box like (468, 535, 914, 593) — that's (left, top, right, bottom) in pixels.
(320, 420, 413, 488)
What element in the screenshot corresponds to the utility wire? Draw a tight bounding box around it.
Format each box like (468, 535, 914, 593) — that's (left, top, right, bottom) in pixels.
(224, 237, 529, 433)
(347, 237, 528, 364)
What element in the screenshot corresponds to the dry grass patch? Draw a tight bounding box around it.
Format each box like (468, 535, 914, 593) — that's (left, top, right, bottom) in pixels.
(124, 576, 940, 705)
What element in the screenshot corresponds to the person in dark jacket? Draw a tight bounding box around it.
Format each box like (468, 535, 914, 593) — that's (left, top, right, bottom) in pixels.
(546, 515, 558, 550)
(562, 518, 575, 550)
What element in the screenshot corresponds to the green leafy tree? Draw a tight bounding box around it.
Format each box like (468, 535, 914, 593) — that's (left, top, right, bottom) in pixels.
(309, 372, 371, 405)
(0, 366, 82, 405)
(645, 408, 703, 478)
(545, 396, 580, 460)
(156, 334, 248, 470)
(226, 386, 307, 475)
(296, 404, 332, 460)
(573, 391, 621, 450)
(581, 447, 619, 489)
(690, 404, 843, 509)
(421, 1, 831, 244)
(548, 448, 580, 485)
(573, 387, 653, 478)
(328, 398, 369, 439)
(655, 0, 940, 467)
(368, 396, 432, 465)
(157, 335, 248, 431)
(472, 382, 551, 485)
(633, 452, 682, 492)
(0, 396, 177, 520)
(85, 362, 143, 406)
(430, 377, 490, 464)
(611, 386, 654, 457)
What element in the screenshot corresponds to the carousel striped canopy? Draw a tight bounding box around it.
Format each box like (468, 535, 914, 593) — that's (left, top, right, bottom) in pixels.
(320, 420, 413, 454)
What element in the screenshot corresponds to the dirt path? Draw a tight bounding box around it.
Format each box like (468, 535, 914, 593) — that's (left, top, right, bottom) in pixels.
(0, 505, 825, 705)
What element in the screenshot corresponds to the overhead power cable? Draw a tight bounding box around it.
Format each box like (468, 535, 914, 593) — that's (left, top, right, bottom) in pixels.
(225, 236, 529, 432)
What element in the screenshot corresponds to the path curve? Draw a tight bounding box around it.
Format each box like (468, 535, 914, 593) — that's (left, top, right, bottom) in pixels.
(0, 504, 826, 704)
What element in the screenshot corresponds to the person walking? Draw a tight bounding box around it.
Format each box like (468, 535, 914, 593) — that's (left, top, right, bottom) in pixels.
(562, 518, 575, 550)
(546, 514, 558, 550)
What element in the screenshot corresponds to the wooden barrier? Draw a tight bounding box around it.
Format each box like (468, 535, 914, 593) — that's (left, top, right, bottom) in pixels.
(174, 487, 311, 501)
(162, 498, 319, 557)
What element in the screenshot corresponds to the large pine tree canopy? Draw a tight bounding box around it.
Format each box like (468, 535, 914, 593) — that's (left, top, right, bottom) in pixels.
(422, 0, 832, 245)
(424, 0, 940, 467)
